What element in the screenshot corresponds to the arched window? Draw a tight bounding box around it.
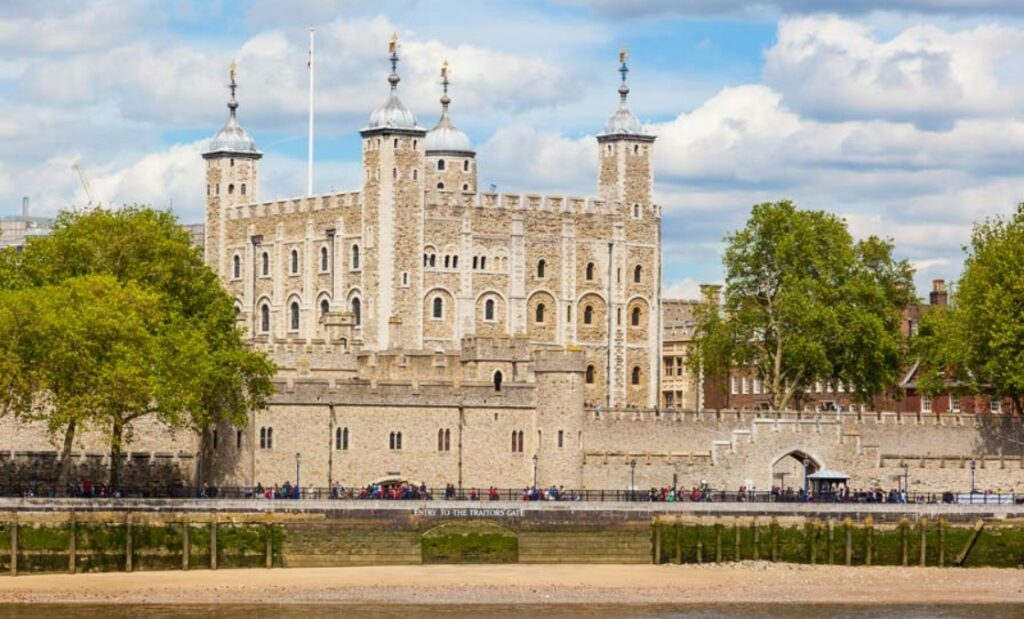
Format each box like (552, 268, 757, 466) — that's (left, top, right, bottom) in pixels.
(444, 255, 450, 268)
(392, 167, 397, 179)
(586, 365, 595, 384)
(485, 299, 495, 321)
(633, 265, 642, 283)
(444, 429, 450, 452)
(480, 256, 486, 270)
(228, 183, 235, 194)
(429, 254, 436, 267)
(584, 305, 593, 325)
(463, 160, 469, 171)
(511, 430, 518, 452)
(290, 249, 299, 274)
(321, 247, 329, 271)
(631, 306, 641, 326)
(567, 304, 572, 322)
(320, 298, 330, 316)
(518, 430, 524, 452)
(437, 159, 446, 171)
(535, 303, 545, 323)
(336, 427, 348, 450)
(631, 366, 641, 385)
(259, 427, 273, 449)
(433, 297, 444, 319)
(351, 245, 360, 269)
(633, 144, 639, 155)
(472, 256, 478, 269)
(259, 427, 266, 449)
(493, 370, 503, 392)
(342, 427, 349, 450)
(396, 432, 402, 450)
(260, 304, 270, 333)
(632, 204, 640, 219)
(240, 183, 246, 196)
(413, 169, 418, 181)
(537, 259, 546, 278)
(438, 429, 445, 452)
(351, 297, 361, 326)
(389, 432, 395, 450)
(290, 301, 300, 331)
(232, 255, 240, 279)
(462, 183, 469, 191)
(585, 262, 595, 281)
(261, 252, 269, 276)
(452, 256, 458, 268)
(437, 182, 445, 190)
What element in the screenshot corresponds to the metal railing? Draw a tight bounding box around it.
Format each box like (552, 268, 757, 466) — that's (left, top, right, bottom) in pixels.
(1, 483, 1019, 505)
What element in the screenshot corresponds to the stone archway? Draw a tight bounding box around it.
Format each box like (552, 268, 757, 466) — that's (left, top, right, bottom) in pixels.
(770, 450, 821, 492)
(421, 521, 518, 564)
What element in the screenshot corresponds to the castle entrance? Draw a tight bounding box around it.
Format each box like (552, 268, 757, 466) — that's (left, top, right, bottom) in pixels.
(770, 450, 820, 492)
(421, 521, 519, 564)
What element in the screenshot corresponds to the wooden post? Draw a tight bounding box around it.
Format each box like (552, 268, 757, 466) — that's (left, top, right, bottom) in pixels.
(810, 522, 818, 565)
(265, 525, 273, 569)
(654, 523, 662, 565)
(674, 524, 681, 564)
(715, 523, 722, 563)
(68, 513, 77, 575)
(182, 521, 190, 571)
(901, 520, 909, 567)
(125, 515, 133, 573)
(827, 520, 835, 565)
(866, 520, 873, 566)
(752, 518, 760, 561)
(919, 519, 927, 567)
(938, 518, 945, 567)
(696, 540, 703, 563)
(210, 517, 218, 570)
(771, 518, 779, 562)
(734, 520, 741, 562)
(953, 520, 985, 567)
(10, 514, 17, 577)
(845, 520, 852, 566)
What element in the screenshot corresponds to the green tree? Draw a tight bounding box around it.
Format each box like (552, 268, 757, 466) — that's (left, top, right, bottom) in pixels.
(0, 207, 275, 489)
(689, 201, 914, 410)
(914, 204, 1024, 413)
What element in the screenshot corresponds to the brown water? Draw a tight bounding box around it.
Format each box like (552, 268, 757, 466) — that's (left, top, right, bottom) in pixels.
(0, 605, 1021, 618)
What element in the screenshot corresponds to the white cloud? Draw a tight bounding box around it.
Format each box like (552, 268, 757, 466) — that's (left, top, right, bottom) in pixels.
(0, 2, 159, 55)
(477, 125, 596, 194)
(664, 277, 708, 300)
(566, 0, 1024, 17)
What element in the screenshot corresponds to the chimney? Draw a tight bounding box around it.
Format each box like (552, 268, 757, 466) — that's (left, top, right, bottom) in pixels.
(930, 279, 948, 306)
(21, 196, 29, 218)
(699, 284, 722, 306)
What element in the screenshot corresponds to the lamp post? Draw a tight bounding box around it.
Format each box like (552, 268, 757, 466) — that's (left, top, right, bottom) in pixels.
(902, 463, 910, 502)
(532, 454, 538, 489)
(970, 459, 977, 495)
(295, 452, 302, 499)
(802, 456, 810, 502)
(630, 458, 637, 502)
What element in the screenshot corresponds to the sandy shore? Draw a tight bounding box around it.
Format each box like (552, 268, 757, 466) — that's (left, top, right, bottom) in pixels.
(0, 563, 1022, 606)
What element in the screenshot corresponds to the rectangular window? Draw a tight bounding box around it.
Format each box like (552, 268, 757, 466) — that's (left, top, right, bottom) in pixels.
(950, 394, 960, 412)
(741, 377, 749, 395)
(558, 430, 564, 448)
(731, 376, 738, 395)
(990, 398, 1001, 413)
(753, 377, 761, 395)
(921, 395, 932, 413)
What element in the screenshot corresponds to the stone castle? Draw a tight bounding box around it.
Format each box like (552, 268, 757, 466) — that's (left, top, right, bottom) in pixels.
(1, 40, 1021, 495)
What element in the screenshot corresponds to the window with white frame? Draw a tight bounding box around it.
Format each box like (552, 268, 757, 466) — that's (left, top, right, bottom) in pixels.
(921, 394, 932, 413)
(950, 393, 960, 412)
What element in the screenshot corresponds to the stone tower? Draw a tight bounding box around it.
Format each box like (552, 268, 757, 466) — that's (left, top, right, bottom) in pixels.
(425, 61, 477, 194)
(203, 62, 262, 278)
(359, 34, 428, 350)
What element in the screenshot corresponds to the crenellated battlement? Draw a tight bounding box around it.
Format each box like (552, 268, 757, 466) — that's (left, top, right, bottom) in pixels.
(226, 189, 363, 221)
(424, 189, 661, 218)
(460, 336, 533, 362)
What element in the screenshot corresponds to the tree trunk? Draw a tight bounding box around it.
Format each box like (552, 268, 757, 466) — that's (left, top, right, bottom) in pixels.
(55, 420, 77, 495)
(109, 419, 124, 490)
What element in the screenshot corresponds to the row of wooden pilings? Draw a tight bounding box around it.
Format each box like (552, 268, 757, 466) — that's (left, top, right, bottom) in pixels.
(652, 517, 987, 568)
(4, 513, 275, 576)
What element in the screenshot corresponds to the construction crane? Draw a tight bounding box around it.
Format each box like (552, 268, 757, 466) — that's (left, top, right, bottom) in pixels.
(71, 162, 96, 207)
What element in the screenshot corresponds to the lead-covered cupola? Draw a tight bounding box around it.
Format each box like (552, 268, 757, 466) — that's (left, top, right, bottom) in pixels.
(365, 34, 423, 132)
(425, 60, 476, 193)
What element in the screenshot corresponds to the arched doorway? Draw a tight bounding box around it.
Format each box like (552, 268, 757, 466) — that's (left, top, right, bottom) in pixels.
(770, 450, 820, 493)
(421, 521, 518, 564)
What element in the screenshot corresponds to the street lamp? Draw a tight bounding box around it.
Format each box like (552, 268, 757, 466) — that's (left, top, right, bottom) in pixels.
(630, 458, 638, 502)
(295, 452, 302, 499)
(802, 456, 810, 502)
(532, 454, 539, 489)
(970, 459, 977, 495)
(902, 463, 910, 502)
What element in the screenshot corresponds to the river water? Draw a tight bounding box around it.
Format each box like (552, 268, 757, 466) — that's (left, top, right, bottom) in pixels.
(0, 605, 1021, 618)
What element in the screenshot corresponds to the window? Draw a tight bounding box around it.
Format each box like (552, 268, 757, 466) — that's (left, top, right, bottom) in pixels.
(321, 247, 329, 272)
(633, 265, 642, 283)
(463, 160, 469, 171)
(535, 303, 545, 323)
(753, 377, 762, 394)
(260, 304, 270, 333)
(212, 429, 218, 449)
(429, 254, 436, 267)
(389, 431, 403, 450)
(320, 299, 330, 317)
(241, 183, 246, 196)
(392, 167, 397, 179)
(950, 393, 961, 412)
(452, 256, 458, 268)
(731, 376, 739, 395)
(236, 430, 243, 449)
(228, 183, 235, 195)
(585, 262, 595, 281)
(485, 299, 495, 321)
(232, 255, 241, 279)
(586, 365, 595, 384)
(259, 427, 273, 449)
(413, 169, 418, 181)
(351, 298, 361, 326)
(583, 305, 593, 325)
(336, 427, 349, 450)
(631, 366, 641, 385)
(261, 252, 269, 276)
(921, 394, 932, 413)
(567, 304, 572, 323)
(631, 307, 641, 326)
(289, 301, 300, 331)
(990, 398, 1001, 413)
(741, 377, 749, 395)
(351, 245, 360, 269)
(617, 308, 622, 325)
(493, 370, 503, 392)
(462, 183, 469, 191)
(290, 249, 299, 274)
(444, 255, 450, 269)
(511, 430, 524, 453)
(433, 297, 444, 319)
(558, 430, 564, 448)
(437, 429, 450, 452)
(632, 204, 640, 219)
(437, 159, 446, 171)
(437, 182, 445, 190)
(537, 259, 546, 278)
(480, 256, 486, 270)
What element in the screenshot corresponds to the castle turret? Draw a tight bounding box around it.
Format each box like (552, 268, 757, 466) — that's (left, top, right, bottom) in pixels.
(596, 48, 654, 211)
(425, 60, 476, 193)
(203, 62, 262, 277)
(359, 34, 428, 350)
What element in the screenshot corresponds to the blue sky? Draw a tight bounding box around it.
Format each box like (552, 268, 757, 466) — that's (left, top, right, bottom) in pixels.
(3, 1, 1024, 299)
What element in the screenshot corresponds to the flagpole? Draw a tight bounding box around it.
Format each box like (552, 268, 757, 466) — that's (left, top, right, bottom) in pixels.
(307, 26, 315, 197)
